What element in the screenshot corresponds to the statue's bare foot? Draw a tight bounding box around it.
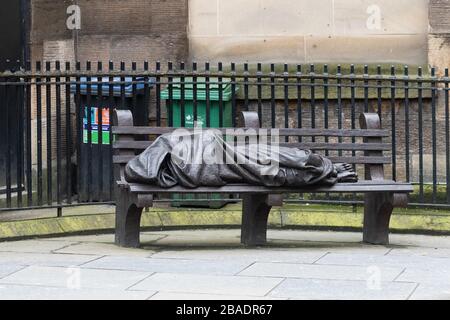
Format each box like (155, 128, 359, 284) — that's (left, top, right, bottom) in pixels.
(334, 163, 358, 182)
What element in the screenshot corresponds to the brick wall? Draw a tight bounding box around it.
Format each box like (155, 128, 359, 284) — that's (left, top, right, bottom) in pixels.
(30, 0, 188, 67)
(28, 0, 189, 166)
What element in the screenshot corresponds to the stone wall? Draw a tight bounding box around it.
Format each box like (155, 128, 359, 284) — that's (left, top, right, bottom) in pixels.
(189, 0, 429, 64)
(428, 0, 450, 76)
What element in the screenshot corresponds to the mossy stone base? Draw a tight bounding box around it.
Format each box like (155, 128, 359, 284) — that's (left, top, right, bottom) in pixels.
(1, 203, 450, 241)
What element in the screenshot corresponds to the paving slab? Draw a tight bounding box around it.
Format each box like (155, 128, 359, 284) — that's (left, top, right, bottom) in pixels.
(54, 242, 154, 257)
(0, 252, 100, 267)
(0, 265, 151, 290)
(45, 233, 165, 244)
(389, 234, 450, 249)
(315, 252, 450, 270)
(147, 230, 241, 248)
(143, 229, 241, 239)
(83, 256, 252, 275)
(257, 230, 450, 250)
(267, 230, 363, 243)
(388, 247, 450, 259)
(0, 239, 78, 253)
(265, 231, 390, 254)
(148, 229, 450, 250)
(149, 291, 285, 300)
(130, 273, 284, 296)
(239, 262, 404, 281)
(267, 241, 391, 255)
(151, 248, 327, 264)
(0, 265, 25, 279)
(147, 230, 390, 254)
(395, 267, 450, 286)
(0, 284, 154, 300)
(408, 283, 450, 300)
(269, 278, 417, 300)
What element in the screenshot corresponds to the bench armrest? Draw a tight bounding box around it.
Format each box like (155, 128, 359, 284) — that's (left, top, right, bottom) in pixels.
(113, 110, 135, 184)
(360, 113, 385, 181)
(240, 111, 261, 128)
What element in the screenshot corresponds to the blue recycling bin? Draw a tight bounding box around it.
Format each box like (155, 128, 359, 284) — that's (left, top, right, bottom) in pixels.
(71, 77, 155, 202)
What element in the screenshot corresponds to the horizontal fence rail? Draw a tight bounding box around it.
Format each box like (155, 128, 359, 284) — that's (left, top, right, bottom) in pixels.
(0, 60, 449, 216)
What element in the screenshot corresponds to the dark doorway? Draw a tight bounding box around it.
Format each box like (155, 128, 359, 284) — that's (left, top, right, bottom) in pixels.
(0, 0, 24, 71)
(0, 0, 27, 198)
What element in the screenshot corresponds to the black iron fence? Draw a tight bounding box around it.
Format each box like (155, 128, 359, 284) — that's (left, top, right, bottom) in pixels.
(0, 61, 449, 215)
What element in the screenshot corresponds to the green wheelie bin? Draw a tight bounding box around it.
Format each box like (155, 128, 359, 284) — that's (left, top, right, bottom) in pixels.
(161, 77, 236, 208)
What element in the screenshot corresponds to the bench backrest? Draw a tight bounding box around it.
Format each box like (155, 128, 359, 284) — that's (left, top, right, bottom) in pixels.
(112, 110, 390, 181)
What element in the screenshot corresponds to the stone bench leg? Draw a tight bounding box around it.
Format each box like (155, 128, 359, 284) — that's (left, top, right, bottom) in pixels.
(115, 189, 143, 248)
(241, 194, 272, 246)
(363, 192, 394, 245)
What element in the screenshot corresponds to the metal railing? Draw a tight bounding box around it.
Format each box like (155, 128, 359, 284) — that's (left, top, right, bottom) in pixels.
(0, 61, 449, 215)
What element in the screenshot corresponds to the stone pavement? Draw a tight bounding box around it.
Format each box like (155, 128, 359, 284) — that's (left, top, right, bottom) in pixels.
(0, 229, 449, 300)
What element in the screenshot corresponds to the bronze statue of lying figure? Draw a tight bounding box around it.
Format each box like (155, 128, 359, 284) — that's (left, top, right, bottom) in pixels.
(124, 130, 358, 188)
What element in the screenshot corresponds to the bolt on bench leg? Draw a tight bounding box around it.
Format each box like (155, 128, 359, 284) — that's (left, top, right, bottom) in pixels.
(363, 192, 394, 245)
(115, 189, 143, 248)
(241, 194, 272, 246)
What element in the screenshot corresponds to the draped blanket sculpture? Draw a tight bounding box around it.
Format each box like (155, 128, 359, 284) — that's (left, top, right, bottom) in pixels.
(125, 129, 358, 188)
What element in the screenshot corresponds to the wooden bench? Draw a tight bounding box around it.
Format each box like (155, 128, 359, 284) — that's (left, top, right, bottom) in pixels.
(112, 110, 413, 248)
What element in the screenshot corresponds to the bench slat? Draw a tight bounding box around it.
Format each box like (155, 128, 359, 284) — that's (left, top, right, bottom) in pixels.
(284, 143, 390, 151)
(326, 156, 390, 164)
(113, 140, 391, 152)
(125, 181, 413, 194)
(112, 126, 389, 137)
(113, 155, 391, 165)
